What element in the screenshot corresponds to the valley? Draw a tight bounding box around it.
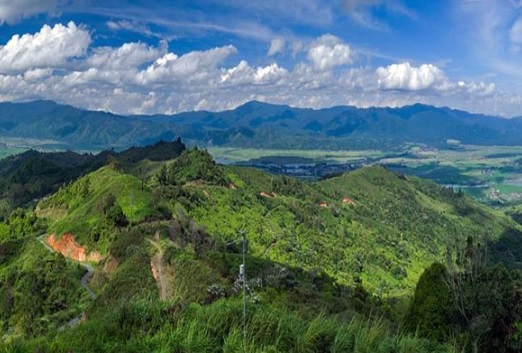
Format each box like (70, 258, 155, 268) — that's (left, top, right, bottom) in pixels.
(210, 144, 522, 207)
(2, 104, 522, 352)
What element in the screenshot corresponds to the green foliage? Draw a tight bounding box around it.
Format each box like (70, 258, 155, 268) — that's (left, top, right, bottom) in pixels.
(0, 238, 87, 340)
(407, 240, 522, 353)
(404, 263, 455, 341)
(98, 250, 157, 307)
(5, 146, 522, 352)
(117, 138, 186, 163)
(165, 149, 231, 186)
(0, 138, 186, 220)
(8, 299, 456, 353)
(0, 209, 44, 241)
(39, 167, 157, 253)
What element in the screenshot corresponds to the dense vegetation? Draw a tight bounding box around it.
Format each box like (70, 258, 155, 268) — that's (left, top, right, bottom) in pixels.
(1, 143, 522, 352)
(4, 100, 522, 150)
(0, 139, 185, 220)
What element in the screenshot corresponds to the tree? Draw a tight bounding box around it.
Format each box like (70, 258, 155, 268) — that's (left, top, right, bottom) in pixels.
(443, 237, 522, 353)
(404, 262, 456, 342)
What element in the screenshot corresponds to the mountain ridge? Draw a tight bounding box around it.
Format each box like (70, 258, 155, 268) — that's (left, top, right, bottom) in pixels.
(2, 141, 522, 351)
(2, 100, 522, 150)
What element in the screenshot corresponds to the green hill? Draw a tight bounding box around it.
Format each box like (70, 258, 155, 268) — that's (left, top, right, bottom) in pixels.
(3, 146, 522, 352)
(0, 139, 186, 220)
(37, 149, 522, 298)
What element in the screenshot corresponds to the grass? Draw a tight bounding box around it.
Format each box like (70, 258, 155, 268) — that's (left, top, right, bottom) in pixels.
(8, 299, 457, 353)
(40, 166, 157, 253)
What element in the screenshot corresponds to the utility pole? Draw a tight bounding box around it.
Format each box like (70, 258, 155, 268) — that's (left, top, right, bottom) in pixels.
(227, 231, 248, 351)
(239, 230, 247, 351)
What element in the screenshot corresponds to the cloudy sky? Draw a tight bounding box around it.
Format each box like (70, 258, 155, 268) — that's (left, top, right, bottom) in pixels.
(0, 0, 522, 116)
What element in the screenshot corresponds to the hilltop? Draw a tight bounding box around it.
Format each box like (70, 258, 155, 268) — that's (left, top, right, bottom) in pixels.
(35, 148, 522, 297)
(0, 139, 185, 220)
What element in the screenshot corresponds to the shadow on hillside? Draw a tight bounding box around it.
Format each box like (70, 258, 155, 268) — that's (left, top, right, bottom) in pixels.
(488, 228, 522, 269)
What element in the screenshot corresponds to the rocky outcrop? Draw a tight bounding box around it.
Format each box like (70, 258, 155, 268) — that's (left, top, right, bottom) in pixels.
(47, 233, 103, 263)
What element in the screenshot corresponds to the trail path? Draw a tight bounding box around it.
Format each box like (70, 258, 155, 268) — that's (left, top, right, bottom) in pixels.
(147, 233, 168, 300)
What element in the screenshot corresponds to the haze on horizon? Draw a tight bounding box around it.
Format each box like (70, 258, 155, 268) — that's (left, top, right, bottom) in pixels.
(0, 0, 521, 117)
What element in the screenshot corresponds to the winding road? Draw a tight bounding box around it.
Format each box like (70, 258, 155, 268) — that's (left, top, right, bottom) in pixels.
(37, 234, 97, 329)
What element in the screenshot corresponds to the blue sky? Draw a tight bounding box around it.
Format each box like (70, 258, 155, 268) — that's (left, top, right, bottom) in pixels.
(0, 0, 521, 116)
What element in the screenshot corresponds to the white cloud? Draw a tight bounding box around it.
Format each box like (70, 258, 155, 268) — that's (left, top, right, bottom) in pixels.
(106, 20, 163, 39)
(0, 25, 513, 117)
(268, 38, 285, 56)
(376, 62, 450, 91)
(457, 81, 496, 96)
(87, 42, 164, 70)
(137, 45, 237, 85)
(221, 61, 287, 85)
(0, 0, 66, 24)
(0, 22, 91, 73)
(307, 34, 353, 71)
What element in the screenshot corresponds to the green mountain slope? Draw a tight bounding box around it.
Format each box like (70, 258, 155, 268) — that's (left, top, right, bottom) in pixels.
(0, 139, 185, 220)
(3, 145, 522, 351)
(37, 149, 522, 298)
(3, 100, 522, 150)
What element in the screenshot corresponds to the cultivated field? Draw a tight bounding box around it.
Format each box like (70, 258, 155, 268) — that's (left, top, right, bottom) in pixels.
(210, 144, 522, 207)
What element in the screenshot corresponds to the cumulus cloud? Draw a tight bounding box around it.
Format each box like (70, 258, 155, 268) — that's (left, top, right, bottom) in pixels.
(307, 34, 353, 71)
(457, 81, 496, 96)
(137, 45, 237, 85)
(268, 38, 285, 56)
(0, 22, 90, 73)
(0, 23, 511, 117)
(376, 62, 450, 91)
(0, 0, 67, 24)
(87, 42, 164, 70)
(221, 61, 287, 85)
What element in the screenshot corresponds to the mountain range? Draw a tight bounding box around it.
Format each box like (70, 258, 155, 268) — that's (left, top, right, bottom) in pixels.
(2, 100, 522, 150)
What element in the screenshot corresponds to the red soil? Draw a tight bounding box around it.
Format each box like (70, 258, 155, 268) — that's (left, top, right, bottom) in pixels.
(47, 233, 103, 263)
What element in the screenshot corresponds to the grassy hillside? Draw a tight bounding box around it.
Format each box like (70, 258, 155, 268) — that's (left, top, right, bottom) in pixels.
(2, 146, 522, 351)
(0, 139, 185, 221)
(36, 149, 522, 299)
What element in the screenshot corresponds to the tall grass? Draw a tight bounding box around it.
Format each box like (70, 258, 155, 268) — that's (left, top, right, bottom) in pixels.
(2, 298, 457, 353)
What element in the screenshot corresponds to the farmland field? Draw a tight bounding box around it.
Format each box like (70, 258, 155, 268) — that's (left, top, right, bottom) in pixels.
(209, 144, 522, 207)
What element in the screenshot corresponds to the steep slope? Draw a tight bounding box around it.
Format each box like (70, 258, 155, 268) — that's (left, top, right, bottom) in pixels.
(36, 149, 522, 298)
(0, 236, 89, 339)
(4, 147, 522, 352)
(0, 139, 185, 220)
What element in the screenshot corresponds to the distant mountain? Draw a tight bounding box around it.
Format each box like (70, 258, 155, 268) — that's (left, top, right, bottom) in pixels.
(2, 100, 522, 150)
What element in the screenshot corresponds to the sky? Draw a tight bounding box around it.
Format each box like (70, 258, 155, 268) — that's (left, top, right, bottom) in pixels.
(1, 0, 522, 117)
